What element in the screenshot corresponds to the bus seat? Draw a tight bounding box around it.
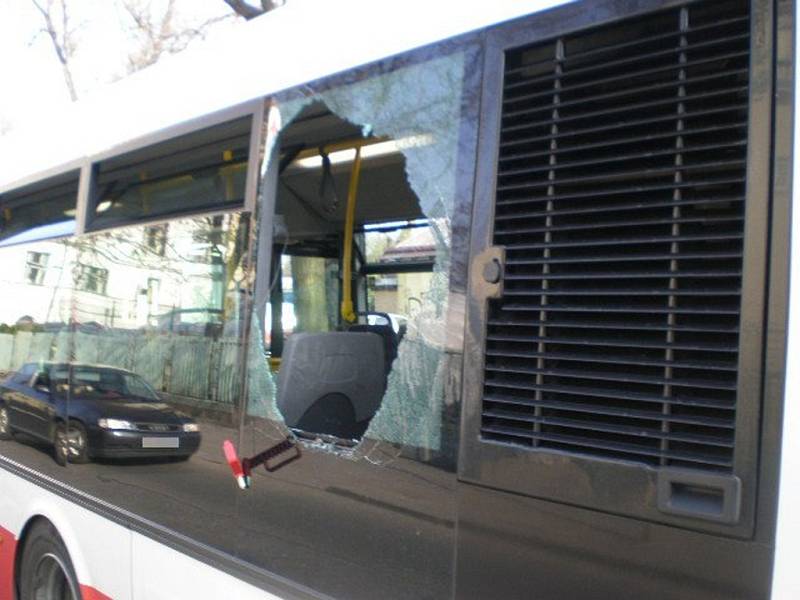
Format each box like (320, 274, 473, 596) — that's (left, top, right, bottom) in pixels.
(347, 322, 398, 373)
(277, 332, 385, 439)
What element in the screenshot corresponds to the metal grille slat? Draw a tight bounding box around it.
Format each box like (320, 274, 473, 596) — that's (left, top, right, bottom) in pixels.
(488, 317, 739, 334)
(500, 88, 749, 138)
(480, 0, 749, 471)
(504, 66, 749, 119)
(500, 125, 747, 165)
(503, 31, 750, 88)
(496, 196, 744, 222)
(481, 425, 733, 468)
(485, 393, 736, 428)
(504, 14, 749, 85)
(500, 104, 748, 151)
(498, 140, 747, 179)
(485, 349, 737, 371)
(496, 160, 747, 193)
(496, 177, 746, 207)
(485, 364, 736, 391)
(483, 409, 734, 447)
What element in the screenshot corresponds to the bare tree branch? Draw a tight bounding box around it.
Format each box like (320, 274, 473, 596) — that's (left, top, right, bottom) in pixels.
(31, 0, 78, 101)
(123, 0, 232, 73)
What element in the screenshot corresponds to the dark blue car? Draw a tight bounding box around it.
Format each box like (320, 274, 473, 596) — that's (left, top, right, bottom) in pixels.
(0, 363, 201, 465)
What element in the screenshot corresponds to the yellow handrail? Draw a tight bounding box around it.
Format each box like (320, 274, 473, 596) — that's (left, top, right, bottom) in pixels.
(340, 147, 363, 324)
(294, 136, 389, 162)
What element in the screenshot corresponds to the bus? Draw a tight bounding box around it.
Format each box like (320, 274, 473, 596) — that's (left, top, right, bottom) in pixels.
(0, 0, 797, 598)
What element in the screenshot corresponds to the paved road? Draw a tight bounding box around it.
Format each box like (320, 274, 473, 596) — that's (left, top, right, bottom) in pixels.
(0, 420, 456, 599)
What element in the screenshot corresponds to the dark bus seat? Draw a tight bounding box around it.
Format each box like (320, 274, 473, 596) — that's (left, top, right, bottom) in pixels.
(347, 322, 398, 373)
(277, 332, 385, 439)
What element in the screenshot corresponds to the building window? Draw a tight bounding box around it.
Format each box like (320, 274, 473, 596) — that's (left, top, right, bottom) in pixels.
(75, 264, 109, 295)
(25, 251, 49, 285)
(144, 224, 168, 256)
(147, 277, 160, 307)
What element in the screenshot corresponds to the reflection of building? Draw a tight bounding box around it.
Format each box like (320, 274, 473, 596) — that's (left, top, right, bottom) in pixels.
(0, 220, 226, 330)
(371, 227, 434, 316)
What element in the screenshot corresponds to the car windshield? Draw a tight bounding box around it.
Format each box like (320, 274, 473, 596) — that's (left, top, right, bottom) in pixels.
(51, 368, 159, 401)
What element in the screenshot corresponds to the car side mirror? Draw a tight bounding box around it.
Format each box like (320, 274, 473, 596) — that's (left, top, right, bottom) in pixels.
(33, 375, 50, 393)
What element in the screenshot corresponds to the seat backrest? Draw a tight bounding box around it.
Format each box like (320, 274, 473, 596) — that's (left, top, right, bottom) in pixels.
(347, 323, 398, 373)
(277, 332, 385, 435)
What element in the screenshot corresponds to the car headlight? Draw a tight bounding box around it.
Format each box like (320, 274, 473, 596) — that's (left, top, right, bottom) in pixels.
(182, 423, 199, 433)
(98, 418, 136, 430)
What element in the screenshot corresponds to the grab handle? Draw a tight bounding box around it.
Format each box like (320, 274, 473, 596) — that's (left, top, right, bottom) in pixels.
(657, 468, 741, 524)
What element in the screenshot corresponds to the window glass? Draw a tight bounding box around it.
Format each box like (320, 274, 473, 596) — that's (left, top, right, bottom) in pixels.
(49, 367, 159, 401)
(25, 251, 50, 285)
(364, 221, 435, 333)
(250, 51, 470, 455)
(236, 45, 480, 599)
(90, 117, 251, 230)
(1, 45, 480, 600)
(0, 171, 78, 247)
(0, 235, 72, 465)
(75, 265, 109, 295)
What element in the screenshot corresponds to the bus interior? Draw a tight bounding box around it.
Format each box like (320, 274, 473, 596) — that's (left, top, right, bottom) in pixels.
(269, 102, 436, 442)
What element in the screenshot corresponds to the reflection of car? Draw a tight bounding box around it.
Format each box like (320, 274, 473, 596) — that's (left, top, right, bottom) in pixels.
(0, 363, 201, 465)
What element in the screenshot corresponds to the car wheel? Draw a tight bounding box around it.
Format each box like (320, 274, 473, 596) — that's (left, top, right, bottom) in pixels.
(54, 421, 90, 465)
(0, 405, 13, 440)
(19, 519, 81, 600)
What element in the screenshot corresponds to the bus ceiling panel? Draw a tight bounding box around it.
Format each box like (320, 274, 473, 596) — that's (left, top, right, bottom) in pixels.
(278, 106, 363, 151)
(279, 162, 423, 227)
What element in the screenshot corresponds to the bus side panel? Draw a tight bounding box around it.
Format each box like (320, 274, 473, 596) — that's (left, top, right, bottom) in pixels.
(0, 467, 131, 600)
(455, 483, 774, 600)
(130, 533, 280, 600)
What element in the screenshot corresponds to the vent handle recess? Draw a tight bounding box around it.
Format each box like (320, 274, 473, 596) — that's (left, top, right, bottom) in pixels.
(473, 245, 506, 300)
(657, 468, 741, 524)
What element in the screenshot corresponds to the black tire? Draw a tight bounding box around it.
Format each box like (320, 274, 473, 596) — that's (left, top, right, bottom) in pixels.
(54, 420, 90, 466)
(0, 404, 13, 441)
(18, 519, 81, 600)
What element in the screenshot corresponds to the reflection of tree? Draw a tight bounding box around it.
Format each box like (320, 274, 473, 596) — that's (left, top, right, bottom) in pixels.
(30, 0, 237, 102)
(31, 0, 78, 101)
(190, 214, 250, 320)
(69, 230, 185, 278)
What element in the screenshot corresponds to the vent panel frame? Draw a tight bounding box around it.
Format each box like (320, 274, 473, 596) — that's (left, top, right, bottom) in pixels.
(458, 0, 773, 538)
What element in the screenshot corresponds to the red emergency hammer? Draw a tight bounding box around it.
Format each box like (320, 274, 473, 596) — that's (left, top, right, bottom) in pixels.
(223, 438, 301, 489)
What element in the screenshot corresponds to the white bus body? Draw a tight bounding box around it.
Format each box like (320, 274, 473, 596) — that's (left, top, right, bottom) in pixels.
(0, 0, 797, 598)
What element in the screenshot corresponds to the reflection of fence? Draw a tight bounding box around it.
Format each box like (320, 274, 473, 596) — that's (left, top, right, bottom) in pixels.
(0, 330, 241, 406)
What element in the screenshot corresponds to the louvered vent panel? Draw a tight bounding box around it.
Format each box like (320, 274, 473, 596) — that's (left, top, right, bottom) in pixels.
(481, 0, 750, 472)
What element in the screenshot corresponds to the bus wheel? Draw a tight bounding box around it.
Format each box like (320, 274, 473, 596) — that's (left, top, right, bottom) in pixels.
(19, 520, 81, 600)
(54, 421, 90, 465)
(0, 405, 12, 440)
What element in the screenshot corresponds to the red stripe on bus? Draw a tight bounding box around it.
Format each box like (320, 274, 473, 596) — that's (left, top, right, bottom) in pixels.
(80, 584, 114, 600)
(0, 525, 17, 600)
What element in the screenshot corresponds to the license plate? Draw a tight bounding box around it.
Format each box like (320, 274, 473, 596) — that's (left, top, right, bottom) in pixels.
(142, 437, 179, 449)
